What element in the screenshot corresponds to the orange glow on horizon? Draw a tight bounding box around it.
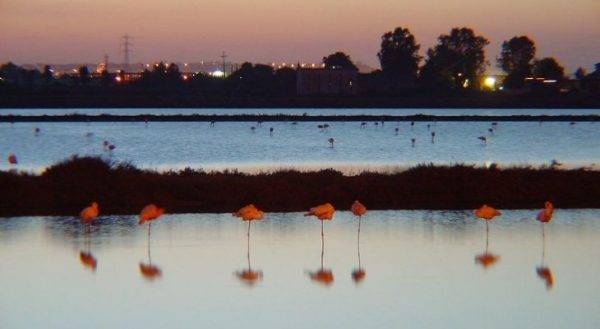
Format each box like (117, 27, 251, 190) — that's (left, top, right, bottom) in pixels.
(0, 1, 598, 72)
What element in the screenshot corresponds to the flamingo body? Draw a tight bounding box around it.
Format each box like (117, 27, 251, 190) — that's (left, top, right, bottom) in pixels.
(80, 202, 99, 223)
(7, 154, 17, 165)
(233, 204, 264, 221)
(351, 200, 366, 217)
(536, 201, 554, 223)
(474, 204, 501, 221)
(139, 204, 164, 224)
(305, 203, 335, 220)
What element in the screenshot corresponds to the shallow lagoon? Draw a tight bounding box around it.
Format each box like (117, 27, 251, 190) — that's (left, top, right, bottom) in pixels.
(1, 210, 599, 328)
(1, 120, 599, 173)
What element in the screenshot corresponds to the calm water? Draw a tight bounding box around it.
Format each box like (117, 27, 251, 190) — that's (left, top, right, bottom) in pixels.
(1, 107, 599, 116)
(1, 210, 599, 328)
(1, 120, 599, 172)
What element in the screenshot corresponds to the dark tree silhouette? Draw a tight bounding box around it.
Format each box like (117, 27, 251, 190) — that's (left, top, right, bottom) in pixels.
(533, 57, 565, 81)
(497, 36, 536, 89)
(77, 66, 90, 84)
(574, 67, 587, 80)
(139, 62, 182, 86)
(377, 27, 421, 82)
(322, 52, 358, 70)
(42, 65, 53, 83)
(227, 62, 276, 95)
(100, 69, 112, 86)
(420, 27, 489, 89)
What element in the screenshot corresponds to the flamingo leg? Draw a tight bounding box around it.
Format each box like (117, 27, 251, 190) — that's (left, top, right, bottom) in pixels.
(147, 222, 152, 264)
(541, 223, 546, 266)
(321, 220, 324, 269)
(485, 220, 490, 253)
(357, 216, 362, 269)
(247, 221, 251, 270)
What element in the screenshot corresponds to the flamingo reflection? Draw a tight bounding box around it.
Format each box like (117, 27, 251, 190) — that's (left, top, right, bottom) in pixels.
(474, 205, 501, 269)
(351, 201, 367, 283)
(139, 204, 164, 280)
(79, 224, 97, 272)
(536, 201, 555, 290)
(306, 203, 335, 285)
(233, 204, 264, 286)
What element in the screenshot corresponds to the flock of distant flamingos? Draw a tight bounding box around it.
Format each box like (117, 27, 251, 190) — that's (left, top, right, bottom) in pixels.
(76, 200, 556, 289)
(4, 120, 509, 166)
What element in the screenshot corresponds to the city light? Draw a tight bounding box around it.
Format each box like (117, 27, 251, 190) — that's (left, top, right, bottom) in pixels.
(484, 77, 496, 89)
(211, 70, 225, 77)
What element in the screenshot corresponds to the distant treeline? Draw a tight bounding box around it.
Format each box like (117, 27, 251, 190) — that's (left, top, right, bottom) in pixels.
(1, 157, 599, 217)
(1, 26, 599, 108)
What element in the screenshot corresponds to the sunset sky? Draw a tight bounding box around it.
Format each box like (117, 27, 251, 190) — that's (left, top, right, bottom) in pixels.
(1, 0, 598, 73)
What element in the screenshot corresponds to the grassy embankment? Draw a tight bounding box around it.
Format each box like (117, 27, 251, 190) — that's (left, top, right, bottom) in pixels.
(1, 157, 599, 217)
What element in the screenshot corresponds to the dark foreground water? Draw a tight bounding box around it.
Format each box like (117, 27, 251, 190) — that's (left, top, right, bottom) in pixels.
(1, 210, 599, 328)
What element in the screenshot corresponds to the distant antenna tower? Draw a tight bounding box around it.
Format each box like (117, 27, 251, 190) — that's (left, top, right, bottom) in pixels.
(120, 34, 133, 71)
(103, 53, 109, 71)
(220, 51, 227, 75)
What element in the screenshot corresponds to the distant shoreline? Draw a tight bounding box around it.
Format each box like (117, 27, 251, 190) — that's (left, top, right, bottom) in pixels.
(1, 113, 599, 122)
(1, 157, 599, 217)
(1, 94, 599, 109)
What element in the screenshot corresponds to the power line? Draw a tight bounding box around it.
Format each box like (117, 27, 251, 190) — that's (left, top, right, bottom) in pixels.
(220, 51, 227, 75)
(120, 34, 133, 71)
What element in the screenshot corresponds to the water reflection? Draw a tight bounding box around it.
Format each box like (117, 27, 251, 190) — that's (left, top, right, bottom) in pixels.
(78, 226, 97, 272)
(2, 211, 600, 328)
(235, 220, 263, 286)
(139, 221, 162, 281)
(307, 220, 334, 286)
(351, 215, 366, 283)
(536, 223, 555, 290)
(474, 220, 500, 269)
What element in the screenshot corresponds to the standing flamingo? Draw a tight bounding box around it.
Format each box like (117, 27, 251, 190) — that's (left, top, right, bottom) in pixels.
(78, 202, 99, 272)
(474, 205, 501, 269)
(305, 203, 335, 285)
(395, 127, 399, 135)
(233, 204, 265, 286)
(351, 201, 367, 283)
(431, 132, 436, 143)
(7, 153, 17, 165)
(269, 127, 274, 136)
(328, 137, 335, 148)
(535, 201, 555, 289)
(79, 203, 99, 271)
(411, 138, 416, 147)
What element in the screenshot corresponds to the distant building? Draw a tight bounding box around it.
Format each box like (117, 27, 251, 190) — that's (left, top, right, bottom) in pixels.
(581, 64, 600, 94)
(296, 68, 357, 96)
